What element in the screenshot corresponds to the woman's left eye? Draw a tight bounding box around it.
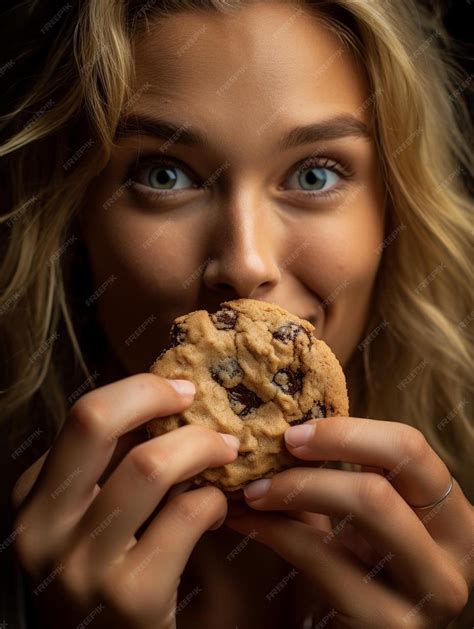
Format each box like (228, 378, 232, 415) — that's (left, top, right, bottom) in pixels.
(281, 156, 353, 198)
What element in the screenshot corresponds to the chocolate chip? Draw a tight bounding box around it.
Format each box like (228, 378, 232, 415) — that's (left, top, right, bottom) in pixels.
(272, 368, 304, 395)
(170, 323, 186, 346)
(227, 384, 263, 417)
(288, 416, 309, 426)
(210, 357, 243, 387)
(210, 308, 238, 330)
(291, 400, 327, 425)
(273, 321, 313, 345)
(273, 322, 303, 343)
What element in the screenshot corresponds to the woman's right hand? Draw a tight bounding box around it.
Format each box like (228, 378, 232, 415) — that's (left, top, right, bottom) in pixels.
(10, 373, 240, 629)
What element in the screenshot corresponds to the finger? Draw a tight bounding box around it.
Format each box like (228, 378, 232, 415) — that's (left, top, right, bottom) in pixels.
(225, 511, 410, 624)
(284, 511, 333, 534)
(120, 486, 227, 600)
(23, 374, 196, 519)
(243, 467, 461, 600)
(11, 450, 50, 512)
(284, 417, 470, 542)
(78, 425, 239, 562)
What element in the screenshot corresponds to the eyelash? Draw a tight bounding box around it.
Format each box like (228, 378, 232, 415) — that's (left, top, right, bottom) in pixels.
(126, 153, 355, 202)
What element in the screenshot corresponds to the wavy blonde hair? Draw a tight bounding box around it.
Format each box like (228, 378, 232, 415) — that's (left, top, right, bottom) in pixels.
(1, 0, 472, 495)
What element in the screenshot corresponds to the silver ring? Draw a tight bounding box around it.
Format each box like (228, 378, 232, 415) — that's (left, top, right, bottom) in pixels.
(408, 475, 454, 510)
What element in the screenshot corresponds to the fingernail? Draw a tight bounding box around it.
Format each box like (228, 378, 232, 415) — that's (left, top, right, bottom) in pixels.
(218, 432, 240, 452)
(244, 478, 271, 501)
(285, 423, 315, 447)
(168, 379, 196, 396)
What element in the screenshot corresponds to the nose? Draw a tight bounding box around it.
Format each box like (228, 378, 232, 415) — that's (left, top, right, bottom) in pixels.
(202, 191, 281, 298)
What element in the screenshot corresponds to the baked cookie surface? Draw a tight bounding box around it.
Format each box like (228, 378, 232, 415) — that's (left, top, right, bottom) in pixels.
(147, 298, 349, 490)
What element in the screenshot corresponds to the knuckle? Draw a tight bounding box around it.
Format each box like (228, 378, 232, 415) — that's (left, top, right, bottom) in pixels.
(56, 557, 88, 601)
(11, 475, 29, 513)
(100, 575, 138, 619)
(170, 491, 204, 523)
(10, 515, 38, 571)
(69, 396, 108, 438)
(396, 426, 431, 462)
(128, 444, 171, 482)
(356, 473, 397, 512)
(435, 573, 470, 618)
(170, 486, 225, 524)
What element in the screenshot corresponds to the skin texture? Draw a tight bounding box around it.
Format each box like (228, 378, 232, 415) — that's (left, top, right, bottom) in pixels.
(11, 4, 473, 629)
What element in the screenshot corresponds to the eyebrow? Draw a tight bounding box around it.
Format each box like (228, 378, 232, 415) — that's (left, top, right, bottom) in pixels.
(115, 113, 371, 148)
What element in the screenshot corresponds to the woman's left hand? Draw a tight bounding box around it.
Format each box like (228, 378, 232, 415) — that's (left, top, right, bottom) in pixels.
(225, 417, 474, 628)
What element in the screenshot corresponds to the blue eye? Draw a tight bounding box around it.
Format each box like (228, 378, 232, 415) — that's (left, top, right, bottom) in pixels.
(141, 164, 195, 191)
(282, 156, 353, 198)
(287, 166, 340, 193)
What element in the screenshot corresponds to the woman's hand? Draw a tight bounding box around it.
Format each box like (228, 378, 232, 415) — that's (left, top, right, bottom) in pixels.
(11, 373, 240, 629)
(225, 416, 474, 628)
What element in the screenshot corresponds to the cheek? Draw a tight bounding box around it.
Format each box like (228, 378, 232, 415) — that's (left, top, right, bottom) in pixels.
(296, 196, 385, 363)
(80, 204, 209, 372)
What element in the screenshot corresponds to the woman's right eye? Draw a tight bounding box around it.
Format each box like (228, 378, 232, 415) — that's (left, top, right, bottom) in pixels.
(130, 159, 199, 197)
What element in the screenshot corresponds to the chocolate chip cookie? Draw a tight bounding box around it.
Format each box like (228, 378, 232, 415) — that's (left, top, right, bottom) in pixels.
(147, 298, 349, 491)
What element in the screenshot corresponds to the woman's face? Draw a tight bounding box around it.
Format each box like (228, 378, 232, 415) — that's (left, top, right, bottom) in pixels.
(81, 2, 386, 376)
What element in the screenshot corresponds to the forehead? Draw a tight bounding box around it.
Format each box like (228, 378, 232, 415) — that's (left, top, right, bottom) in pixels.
(129, 2, 371, 147)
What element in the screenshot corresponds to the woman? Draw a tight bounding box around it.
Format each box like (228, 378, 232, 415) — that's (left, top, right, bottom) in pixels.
(1, 0, 472, 627)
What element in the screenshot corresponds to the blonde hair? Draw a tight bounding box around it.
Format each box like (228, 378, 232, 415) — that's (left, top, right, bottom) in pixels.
(1, 0, 472, 495)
